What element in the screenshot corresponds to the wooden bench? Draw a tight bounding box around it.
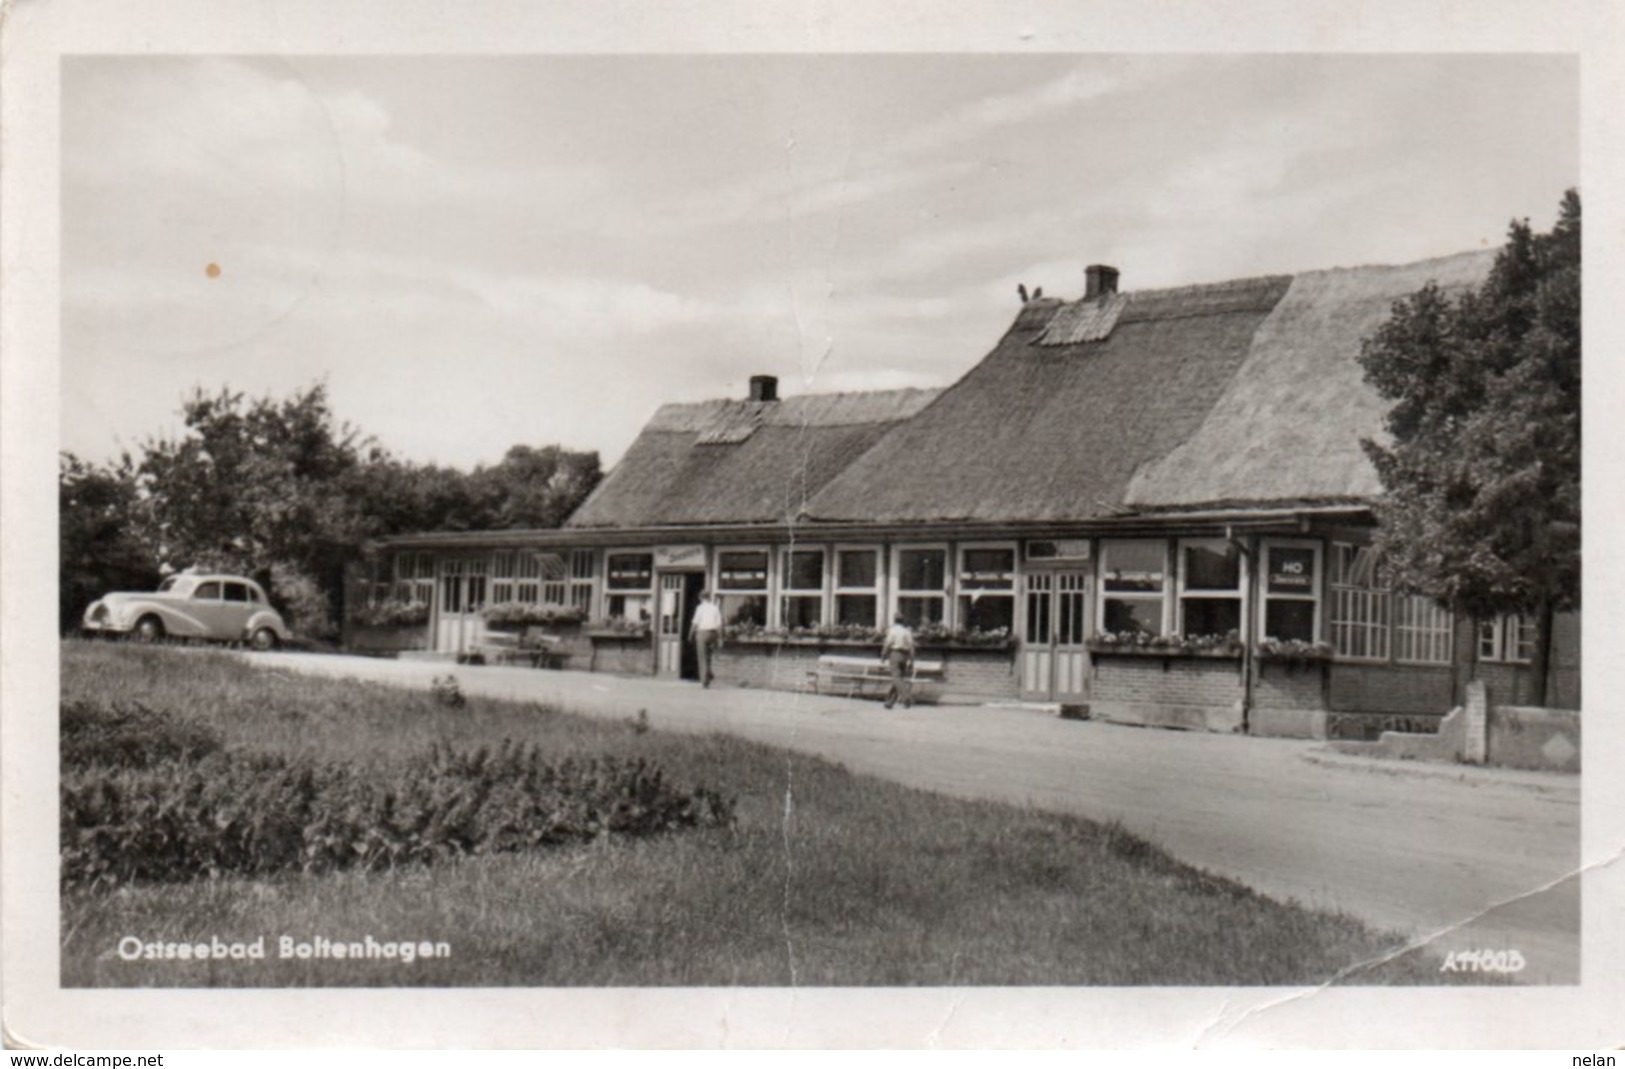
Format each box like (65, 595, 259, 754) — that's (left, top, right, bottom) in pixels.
(465, 631, 564, 669)
(809, 653, 943, 702)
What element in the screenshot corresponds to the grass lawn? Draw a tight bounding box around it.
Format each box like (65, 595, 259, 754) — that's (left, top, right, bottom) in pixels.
(60, 640, 1472, 987)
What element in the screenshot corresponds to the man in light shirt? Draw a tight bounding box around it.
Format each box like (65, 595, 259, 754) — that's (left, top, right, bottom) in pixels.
(689, 588, 724, 688)
(881, 612, 916, 709)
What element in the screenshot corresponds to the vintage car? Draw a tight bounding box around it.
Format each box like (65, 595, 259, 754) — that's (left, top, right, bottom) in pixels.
(81, 573, 291, 649)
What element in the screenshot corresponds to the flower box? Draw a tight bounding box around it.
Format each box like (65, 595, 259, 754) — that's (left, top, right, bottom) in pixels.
(1086, 643, 1243, 660)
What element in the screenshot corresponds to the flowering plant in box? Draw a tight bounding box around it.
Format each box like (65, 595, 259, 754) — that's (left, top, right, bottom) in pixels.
(351, 598, 430, 629)
(482, 602, 586, 628)
(1255, 638, 1334, 662)
(587, 617, 651, 638)
(1088, 629, 1243, 655)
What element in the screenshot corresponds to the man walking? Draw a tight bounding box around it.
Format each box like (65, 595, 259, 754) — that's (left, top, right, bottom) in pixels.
(689, 588, 724, 688)
(881, 612, 916, 709)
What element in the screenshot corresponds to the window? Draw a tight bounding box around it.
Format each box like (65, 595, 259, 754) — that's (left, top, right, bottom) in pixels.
(1329, 543, 1390, 660)
(1260, 542, 1319, 643)
(835, 548, 881, 628)
(515, 551, 542, 604)
(780, 547, 825, 630)
(895, 547, 947, 628)
(957, 546, 1016, 634)
(194, 581, 222, 600)
(491, 551, 516, 604)
(1479, 613, 1536, 663)
(569, 550, 596, 614)
(1178, 539, 1244, 638)
(716, 549, 770, 627)
(605, 552, 654, 623)
(1395, 593, 1452, 665)
(1100, 539, 1167, 636)
(223, 582, 251, 603)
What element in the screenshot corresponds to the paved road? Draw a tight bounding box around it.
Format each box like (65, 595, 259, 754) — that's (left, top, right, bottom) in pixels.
(246, 651, 1581, 983)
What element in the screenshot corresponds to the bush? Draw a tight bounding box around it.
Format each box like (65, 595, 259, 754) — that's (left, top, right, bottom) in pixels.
(60, 699, 222, 770)
(60, 701, 736, 889)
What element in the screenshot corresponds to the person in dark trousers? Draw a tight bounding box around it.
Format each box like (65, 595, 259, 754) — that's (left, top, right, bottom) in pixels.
(881, 612, 916, 709)
(689, 588, 724, 687)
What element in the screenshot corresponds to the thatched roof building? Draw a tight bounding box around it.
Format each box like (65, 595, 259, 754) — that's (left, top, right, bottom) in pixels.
(565, 381, 941, 529)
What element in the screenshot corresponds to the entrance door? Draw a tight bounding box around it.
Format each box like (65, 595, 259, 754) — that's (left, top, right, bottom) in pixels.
(435, 558, 488, 655)
(657, 572, 706, 679)
(1020, 569, 1092, 702)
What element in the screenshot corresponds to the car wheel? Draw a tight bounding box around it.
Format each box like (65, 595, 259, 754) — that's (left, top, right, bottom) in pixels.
(249, 627, 280, 651)
(134, 616, 165, 644)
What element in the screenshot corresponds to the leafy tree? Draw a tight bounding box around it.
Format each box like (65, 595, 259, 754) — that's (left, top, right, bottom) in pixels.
(69, 382, 604, 640)
(1360, 190, 1580, 702)
(58, 453, 161, 632)
(131, 384, 373, 637)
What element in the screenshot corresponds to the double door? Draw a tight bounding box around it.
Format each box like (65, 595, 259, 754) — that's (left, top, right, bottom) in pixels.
(435, 558, 488, 654)
(1020, 570, 1091, 702)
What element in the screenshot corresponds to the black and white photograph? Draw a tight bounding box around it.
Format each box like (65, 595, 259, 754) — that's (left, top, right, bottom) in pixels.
(3, 0, 1622, 1052)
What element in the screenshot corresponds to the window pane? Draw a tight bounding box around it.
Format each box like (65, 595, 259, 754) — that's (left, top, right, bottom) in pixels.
(1184, 542, 1241, 591)
(898, 549, 946, 592)
(720, 594, 767, 627)
(1265, 600, 1316, 643)
(786, 550, 823, 591)
(194, 582, 221, 600)
(836, 594, 876, 628)
(782, 595, 822, 629)
(609, 593, 652, 622)
(223, 583, 250, 602)
(961, 548, 1015, 590)
(1104, 597, 1161, 635)
(960, 595, 1014, 633)
(1182, 598, 1240, 637)
(606, 554, 653, 590)
(1103, 540, 1165, 592)
(1266, 547, 1315, 596)
(837, 550, 877, 589)
(718, 551, 769, 591)
(897, 596, 944, 628)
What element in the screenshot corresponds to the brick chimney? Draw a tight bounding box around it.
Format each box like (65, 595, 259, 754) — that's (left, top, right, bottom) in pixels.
(1084, 264, 1120, 299)
(749, 375, 779, 403)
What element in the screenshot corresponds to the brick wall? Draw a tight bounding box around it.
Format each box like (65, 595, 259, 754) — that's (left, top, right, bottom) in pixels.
(1250, 660, 1328, 738)
(1328, 662, 1454, 714)
(934, 648, 1020, 700)
(1091, 653, 1244, 732)
(589, 636, 655, 676)
(712, 643, 823, 690)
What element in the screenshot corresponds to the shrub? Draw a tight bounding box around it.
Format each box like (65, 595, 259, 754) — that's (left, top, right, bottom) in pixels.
(60, 701, 737, 889)
(60, 699, 222, 770)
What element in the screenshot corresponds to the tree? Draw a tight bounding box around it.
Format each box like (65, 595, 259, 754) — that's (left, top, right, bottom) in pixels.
(1360, 190, 1580, 702)
(132, 384, 373, 637)
(59, 452, 161, 632)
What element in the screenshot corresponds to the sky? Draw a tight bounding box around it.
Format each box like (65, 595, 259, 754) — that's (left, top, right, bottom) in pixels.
(60, 54, 1578, 471)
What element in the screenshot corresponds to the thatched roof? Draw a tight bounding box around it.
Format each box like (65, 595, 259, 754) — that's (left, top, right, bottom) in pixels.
(564, 247, 1498, 533)
(1124, 250, 1495, 509)
(803, 275, 1294, 524)
(564, 388, 941, 528)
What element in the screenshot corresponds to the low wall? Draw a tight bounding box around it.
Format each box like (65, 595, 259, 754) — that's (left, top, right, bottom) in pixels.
(709, 641, 1019, 701)
(1328, 688, 1580, 773)
(1250, 659, 1328, 739)
(1090, 653, 1244, 733)
(589, 635, 654, 676)
(1489, 705, 1581, 773)
(344, 624, 430, 654)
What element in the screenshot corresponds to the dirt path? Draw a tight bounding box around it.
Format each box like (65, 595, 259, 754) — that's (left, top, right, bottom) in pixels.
(246, 651, 1581, 983)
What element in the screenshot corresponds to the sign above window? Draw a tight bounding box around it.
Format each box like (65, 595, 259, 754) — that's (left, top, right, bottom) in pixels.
(654, 545, 706, 569)
(1026, 539, 1091, 562)
(1267, 548, 1316, 594)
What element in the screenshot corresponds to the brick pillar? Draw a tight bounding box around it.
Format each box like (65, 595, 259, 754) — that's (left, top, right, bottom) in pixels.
(1462, 679, 1488, 764)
